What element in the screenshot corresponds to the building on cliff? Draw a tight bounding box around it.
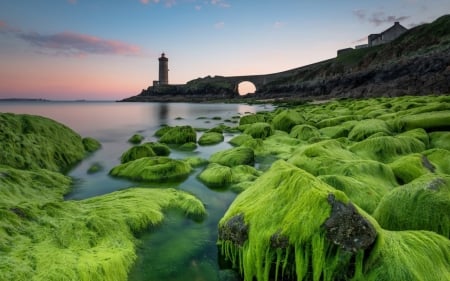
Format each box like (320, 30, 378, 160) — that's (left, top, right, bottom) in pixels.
(153, 53, 169, 86)
(368, 21, 408, 47)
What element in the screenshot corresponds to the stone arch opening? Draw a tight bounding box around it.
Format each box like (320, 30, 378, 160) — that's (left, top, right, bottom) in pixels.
(237, 81, 256, 96)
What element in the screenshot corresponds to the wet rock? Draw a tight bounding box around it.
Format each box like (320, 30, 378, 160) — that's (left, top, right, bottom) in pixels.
(218, 213, 248, 246)
(322, 194, 377, 253)
(270, 231, 290, 249)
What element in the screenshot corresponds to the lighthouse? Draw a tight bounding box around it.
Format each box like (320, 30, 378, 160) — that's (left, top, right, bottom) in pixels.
(158, 53, 169, 85)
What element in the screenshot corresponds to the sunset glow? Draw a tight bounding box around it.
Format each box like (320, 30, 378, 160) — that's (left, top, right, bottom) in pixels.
(0, 0, 448, 100)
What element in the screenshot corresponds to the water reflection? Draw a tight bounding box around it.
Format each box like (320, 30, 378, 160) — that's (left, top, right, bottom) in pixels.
(0, 101, 272, 281)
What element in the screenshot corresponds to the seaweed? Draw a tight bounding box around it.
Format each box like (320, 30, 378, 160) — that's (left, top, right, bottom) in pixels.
(243, 122, 274, 139)
(198, 132, 224, 145)
(159, 126, 197, 145)
(109, 156, 192, 182)
(210, 147, 255, 167)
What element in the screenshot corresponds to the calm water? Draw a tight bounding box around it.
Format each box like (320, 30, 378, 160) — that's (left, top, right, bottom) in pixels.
(0, 101, 272, 281)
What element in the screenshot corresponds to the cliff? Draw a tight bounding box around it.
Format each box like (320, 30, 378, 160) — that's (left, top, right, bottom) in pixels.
(122, 14, 450, 102)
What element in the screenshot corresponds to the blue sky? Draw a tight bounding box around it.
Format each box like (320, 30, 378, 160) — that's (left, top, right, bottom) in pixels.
(0, 0, 448, 100)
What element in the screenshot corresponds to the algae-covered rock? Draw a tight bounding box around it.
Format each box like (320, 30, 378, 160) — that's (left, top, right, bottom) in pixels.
(110, 156, 192, 182)
(373, 174, 450, 238)
(128, 133, 144, 144)
(400, 110, 450, 131)
(143, 142, 171, 156)
(183, 156, 208, 167)
(348, 119, 392, 141)
(0, 165, 206, 281)
(87, 162, 103, 174)
(289, 124, 321, 141)
(218, 160, 378, 281)
(198, 163, 232, 188)
(178, 142, 197, 151)
(243, 122, 274, 139)
(198, 132, 224, 145)
(154, 125, 172, 137)
(82, 137, 101, 152)
(229, 134, 254, 146)
(0, 113, 88, 172)
(159, 126, 197, 145)
(120, 144, 156, 163)
(429, 131, 450, 150)
(210, 147, 255, 167)
(271, 109, 304, 132)
(388, 153, 434, 184)
(239, 113, 266, 125)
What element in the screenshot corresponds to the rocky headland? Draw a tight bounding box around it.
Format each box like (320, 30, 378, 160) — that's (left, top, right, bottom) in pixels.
(123, 14, 450, 102)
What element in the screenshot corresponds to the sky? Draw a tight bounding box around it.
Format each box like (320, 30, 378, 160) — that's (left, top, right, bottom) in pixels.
(0, 0, 448, 100)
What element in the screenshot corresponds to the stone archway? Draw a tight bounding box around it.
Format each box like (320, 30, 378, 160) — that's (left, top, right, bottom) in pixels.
(237, 81, 257, 96)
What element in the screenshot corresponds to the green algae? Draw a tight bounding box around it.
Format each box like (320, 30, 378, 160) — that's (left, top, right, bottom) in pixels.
(109, 156, 192, 182)
(229, 134, 254, 146)
(154, 125, 172, 137)
(143, 142, 171, 156)
(218, 160, 374, 281)
(183, 156, 208, 168)
(243, 122, 274, 139)
(239, 113, 267, 125)
(87, 162, 104, 174)
(198, 163, 233, 188)
(120, 144, 156, 163)
(198, 132, 224, 145)
(82, 137, 101, 152)
(271, 109, 304, 133)
(429, 131, 450, 150)
(128, 133, 144, 144)
(159, 125, 197, 145)
(388, 153, 433, 184)
(198, 163, 262, 190)
(178, 142, 198, 151)
(348, 119, 392, 141)
(289, 124, 322, 141)
(362, 229, 450, 281)
(0, 113, 91, 172)
(0, 165, 206, 281)
(373, 174, 450, 238)
(349, 135, 426, 163)
(399, 110, 450, 131)
(210, 147, 255, 167)
(424, 148, 450, 174)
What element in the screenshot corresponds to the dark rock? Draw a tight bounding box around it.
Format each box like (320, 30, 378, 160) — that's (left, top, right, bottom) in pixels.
(421, 155, 436, 173)
(219, 213, 248, 246)
(427, 178, 445, 191)
(322, 194, 377, 253)
(270, 231, 290, 249)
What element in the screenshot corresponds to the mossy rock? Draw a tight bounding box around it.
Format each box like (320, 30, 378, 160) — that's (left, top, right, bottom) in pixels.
(243, 122, 274, 139)
(154, 125, 172, 137)
(373, 174, 450, 238)
(82, 137, 101, 152)
(142, 142, 170, 156)
(198, 132, 224, 145)
(388, 153, 434, 184)
(400, 110, 450, 132)
(316, 115, 361, 129)
(348, 119, 392, 141)
(429, 131, 450, 150)
(218, 160, 378, 281)
(120, 145, 156, 163)
(290, 124, 321, 141)
(183, 156, 208, 167)
(239, 113, 266, 125)
(110, 156, 192, 182)
(0, 113, 87, 172)
(271, 109, 304, 132)
(229, 134, 254, 146)
(0, 165, 205, 281)
(198, 163, 232, 188)
(178, 142, 197, 151)
(349, 135, 426, 163)
(87, 162, 103, 174)
(128, 133, 144, 144)
(159, 126, 197, 145)
(210, 147, 255, 167)
(423, 148, 450, 174)
(319, 120, 358, 139)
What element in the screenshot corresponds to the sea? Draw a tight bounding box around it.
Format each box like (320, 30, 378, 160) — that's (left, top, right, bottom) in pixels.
(0, 101, 273, 281)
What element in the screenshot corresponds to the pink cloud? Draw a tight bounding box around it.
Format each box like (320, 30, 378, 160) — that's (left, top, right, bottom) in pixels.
(18, 31, 141, 56)
(0, 20, 21, 33)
